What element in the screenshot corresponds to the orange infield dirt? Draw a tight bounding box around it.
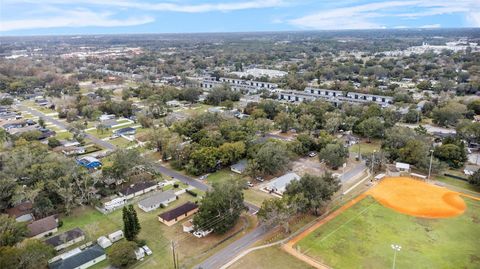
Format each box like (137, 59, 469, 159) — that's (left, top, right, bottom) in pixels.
(367, 177, 466, 218)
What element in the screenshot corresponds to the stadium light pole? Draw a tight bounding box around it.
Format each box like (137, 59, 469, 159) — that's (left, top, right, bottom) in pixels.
(391, 244, 402, 269)
(428, 149, 434, 180)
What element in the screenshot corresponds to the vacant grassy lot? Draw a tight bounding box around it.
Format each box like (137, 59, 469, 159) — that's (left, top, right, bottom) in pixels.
(206, 169, 246, 185)
(435, 175, 480, 193)
(296, 196, 480, 269)
(349, 140, 381, 156)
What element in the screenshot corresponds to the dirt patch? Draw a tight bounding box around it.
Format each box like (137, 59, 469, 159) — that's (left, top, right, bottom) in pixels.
(367, 177, 466, 218)
(292, 158, 326, 176)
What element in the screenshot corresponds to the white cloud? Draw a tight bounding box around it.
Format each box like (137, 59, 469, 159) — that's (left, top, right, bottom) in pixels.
(4, 0, 289, 13)
(419, 24, 441, 28)
(289, 1, 417, 30)
(0, 10, 154, 31)
(289, 0, 480, 30)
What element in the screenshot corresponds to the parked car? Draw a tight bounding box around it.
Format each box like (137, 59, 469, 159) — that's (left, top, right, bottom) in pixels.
(247, 181, 254, 187)
(308, 151, 317, 157)
(255, 177, 264, 182)
(142, 245, 153, 256)
(199, 174, 209, 180)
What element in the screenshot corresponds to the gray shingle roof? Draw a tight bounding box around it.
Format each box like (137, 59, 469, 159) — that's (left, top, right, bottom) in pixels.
(138, 190, 177, 208)
(45, 228, 85, 247)
(49, 244, 105, 269)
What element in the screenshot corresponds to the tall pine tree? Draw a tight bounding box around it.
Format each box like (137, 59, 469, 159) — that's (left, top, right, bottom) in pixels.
(122, 205, 141, 241)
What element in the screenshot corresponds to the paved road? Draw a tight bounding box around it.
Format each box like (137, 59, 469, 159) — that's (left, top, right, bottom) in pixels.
(194, 225, 267, 269)
(340, 161, 367, 183)
(18, 104, 117, 150)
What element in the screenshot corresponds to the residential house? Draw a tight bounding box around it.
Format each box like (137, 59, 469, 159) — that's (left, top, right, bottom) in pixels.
(230, 159, 248, 174)
(119, 181, 159, 200)
(77, 156, 102, 169)
(138, 190, 177, 212)
(265, 172, 301, 196)
(45, 228, 85, 251)
(114, 127, 136, 137)
(100, 119, 118, 129)
(158, 202, 199, 226)
(62, 146, 86, 156)
(28, 215, 58, 239)
(49, 244, 106, 269)
(6, 201, 34, 222)
(98, 114, 116, 121)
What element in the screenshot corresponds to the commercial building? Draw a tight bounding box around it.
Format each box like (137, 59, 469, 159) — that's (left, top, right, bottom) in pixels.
(277, 87, 393, 107)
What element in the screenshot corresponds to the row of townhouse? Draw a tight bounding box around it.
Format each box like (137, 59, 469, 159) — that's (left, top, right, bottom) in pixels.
(278, 87, 393, 107)
(200, 77, 278, 94)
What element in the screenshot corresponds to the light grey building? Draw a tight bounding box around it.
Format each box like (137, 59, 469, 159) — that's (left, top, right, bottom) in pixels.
(265, 172, 301, 195)
(138, 190, 177, 212)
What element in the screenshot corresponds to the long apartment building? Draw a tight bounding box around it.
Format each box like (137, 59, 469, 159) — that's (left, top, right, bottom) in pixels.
(278, 87, 393, 107)
(200, 77, 278, 94)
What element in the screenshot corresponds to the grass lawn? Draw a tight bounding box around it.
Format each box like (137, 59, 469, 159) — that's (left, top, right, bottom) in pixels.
(55, 131, 73, 140)
(243, 189, 274, 207)
(205, 169, 246, 186)
(181, 104, 213, 116)
(296, 196, 480, 269)
(231, 245, 314, 269)
(349, 140, 381, 156)
(435, 175, 480, 193)
(109, 137, 137, 148)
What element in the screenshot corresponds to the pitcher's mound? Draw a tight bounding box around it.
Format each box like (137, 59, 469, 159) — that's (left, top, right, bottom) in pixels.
(367, 177, 466, 218)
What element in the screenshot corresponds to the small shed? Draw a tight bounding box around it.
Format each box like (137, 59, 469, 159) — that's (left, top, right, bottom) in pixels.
(97, 236, 112, 249)
(108, 230, 124, 243)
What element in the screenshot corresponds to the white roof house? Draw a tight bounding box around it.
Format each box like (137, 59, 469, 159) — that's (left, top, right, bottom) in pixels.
(138, 190, 177, 212)
(265, 172, 301, 195)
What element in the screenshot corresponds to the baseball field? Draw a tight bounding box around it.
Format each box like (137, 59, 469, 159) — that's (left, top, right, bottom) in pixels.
(284, 177, 480, 269)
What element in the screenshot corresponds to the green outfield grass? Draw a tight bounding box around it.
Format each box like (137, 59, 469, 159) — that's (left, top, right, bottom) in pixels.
(296, 196, 480, 269)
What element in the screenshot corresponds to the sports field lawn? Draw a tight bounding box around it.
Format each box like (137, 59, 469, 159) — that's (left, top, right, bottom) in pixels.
(296, 196, 480, 269)
(231, 246, 314, 269)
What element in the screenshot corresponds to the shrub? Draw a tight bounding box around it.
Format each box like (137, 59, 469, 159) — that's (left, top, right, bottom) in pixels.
(186, 189, 197, 197)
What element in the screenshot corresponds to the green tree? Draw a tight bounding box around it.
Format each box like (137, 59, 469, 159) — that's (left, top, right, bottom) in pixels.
(248, 141, 290, 176)
(186, 147, 220, 175)
(38, 118, 46, 129)
(357, 117, 385, 142)
(319, 143, 348, 169)
(122, 205, 141, 241)
(0, 214, 28, 247)
(47, 137, 61, 148)
(193, 180, 245, 234)
(108, 240, 137, 268)
(0, 239, 55, 269)
(218, 141, 246, 165)
(284, 173, 341, 215)
(434, 143, 467, 168)
(257, 198, 294, 233)
(468, 170, 480, 187)
(274, 111, 294, 133)
(432, 102, 467, 127)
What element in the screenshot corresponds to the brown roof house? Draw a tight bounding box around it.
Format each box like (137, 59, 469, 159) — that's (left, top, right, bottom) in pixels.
(45, 228, 85, 251)
(28, 215, 58, 239)
(158, 202, 198, 226)
(6, 201, 34, 222)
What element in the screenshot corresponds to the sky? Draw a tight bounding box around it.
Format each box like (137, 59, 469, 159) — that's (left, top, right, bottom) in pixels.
(0, 0, 479, 36)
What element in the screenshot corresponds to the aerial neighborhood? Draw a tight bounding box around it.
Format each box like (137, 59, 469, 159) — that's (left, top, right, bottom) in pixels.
(0, 11, 480, 269)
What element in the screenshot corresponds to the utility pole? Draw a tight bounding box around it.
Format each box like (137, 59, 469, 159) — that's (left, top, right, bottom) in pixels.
(428, 149, 434, 180)
(371, 150, 376, 179)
